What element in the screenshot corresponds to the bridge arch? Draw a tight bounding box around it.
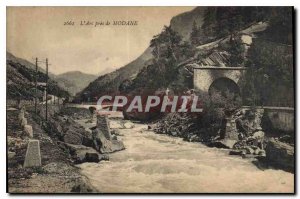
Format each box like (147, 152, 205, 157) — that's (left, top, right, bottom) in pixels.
(208, 77, 240, 97)
(193, 66, 247, 94)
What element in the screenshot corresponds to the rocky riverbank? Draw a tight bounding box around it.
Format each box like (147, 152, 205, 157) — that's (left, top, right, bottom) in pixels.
(7, 105, 104, 193)
(152, 109, 294, 173)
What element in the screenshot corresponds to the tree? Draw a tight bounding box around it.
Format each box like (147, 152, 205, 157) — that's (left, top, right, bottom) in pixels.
(119, 79, 132, 93)
(228, 36, 245, 67)
(129, 25, 198, 93)
(201, 7, 273, 40)
(263, 7, 293, 45)
(148, 26, 183, 89)
(150, 26, 182, 62)
(215, 7, 245, 37)
(190, 21, 201, 46)
(242, 39, 293, 106)
(201, 7, 217, 39)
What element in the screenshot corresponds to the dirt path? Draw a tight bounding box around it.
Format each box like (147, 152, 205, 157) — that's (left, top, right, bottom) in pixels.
(78, 119, 294, 193)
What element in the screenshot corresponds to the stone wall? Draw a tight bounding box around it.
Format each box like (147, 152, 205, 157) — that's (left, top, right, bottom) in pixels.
(7, 99, 35, 107)
(262, 107, 294, 133)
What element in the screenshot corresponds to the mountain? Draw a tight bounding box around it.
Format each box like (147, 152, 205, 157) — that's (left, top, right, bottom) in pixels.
(170, 7, 206, 40)
(54, 71, 97, 96)
(75, 47, 153, 102)
(75, 7, 206, 102)
(7, 52, 70, 100)
(75, 6, 293, 105)
(6, 52, 56, 78)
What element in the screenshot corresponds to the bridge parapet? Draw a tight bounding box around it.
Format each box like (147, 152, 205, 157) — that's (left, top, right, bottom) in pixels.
(193, 66, 247, 70)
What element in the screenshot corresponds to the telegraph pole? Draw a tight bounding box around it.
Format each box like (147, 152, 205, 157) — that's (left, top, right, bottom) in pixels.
(45, 58, 48, 121)
(35, 58, 38, 114)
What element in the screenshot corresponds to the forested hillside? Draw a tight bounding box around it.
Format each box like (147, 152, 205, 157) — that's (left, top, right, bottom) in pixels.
(7, 52, 70, 100)
(76, 7, 293, 107)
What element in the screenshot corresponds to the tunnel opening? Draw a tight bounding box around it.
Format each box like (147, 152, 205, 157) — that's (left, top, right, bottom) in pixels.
(208, 77, 241, 111)
(208, 77, 240, 97)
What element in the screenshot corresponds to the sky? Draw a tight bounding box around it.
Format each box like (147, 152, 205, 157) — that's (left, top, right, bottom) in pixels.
(7, 6, 195, 75)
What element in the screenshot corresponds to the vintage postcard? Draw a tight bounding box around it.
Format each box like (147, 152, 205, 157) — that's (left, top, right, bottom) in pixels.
(6, 6, 294, 193)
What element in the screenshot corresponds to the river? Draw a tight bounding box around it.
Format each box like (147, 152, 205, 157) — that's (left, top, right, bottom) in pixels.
(77, 116, 294, 193)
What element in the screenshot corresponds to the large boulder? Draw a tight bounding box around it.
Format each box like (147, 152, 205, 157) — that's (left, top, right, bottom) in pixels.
(123, 122, 135, 129)
(109, 140, 125, 153)
(58, 142, 107, 164)
(109, 121, 124, 129)
(51, 120, 64, 137)
(92, 128, 125, 153)
(61, 117, 78, 132)
(85, 152, 100, 162)
(96, 115, 112, 140)
(64, 117, 88, 131)
(82, 135, 94, 147)
(63, 130, 83, 145)
(111, 129, 122, 136)
(265, 138, 294, 172)
(51, 115, 94, 147)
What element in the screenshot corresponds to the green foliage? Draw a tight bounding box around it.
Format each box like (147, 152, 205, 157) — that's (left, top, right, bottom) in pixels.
(220, 36, 245, 67)
(7, 61, 70, 100)
(209, 89, 242, 110)
(150, 26, 182, 62)
(201, 7, 292, 44)
(119, 79, 132, 93)
(260, 7, 293, 44)
(201, 7, 273, 40)
(202, 7, 218, 41)
(215, 7, 243, 36)
(195, 90, 241, 139)
(242, 39, 293, 106)
(200, 7, 293, 107)
(130, 26, 196, 93)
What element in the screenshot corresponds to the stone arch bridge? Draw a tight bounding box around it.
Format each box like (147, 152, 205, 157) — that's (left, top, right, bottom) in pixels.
(193, 66, 247, 95)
